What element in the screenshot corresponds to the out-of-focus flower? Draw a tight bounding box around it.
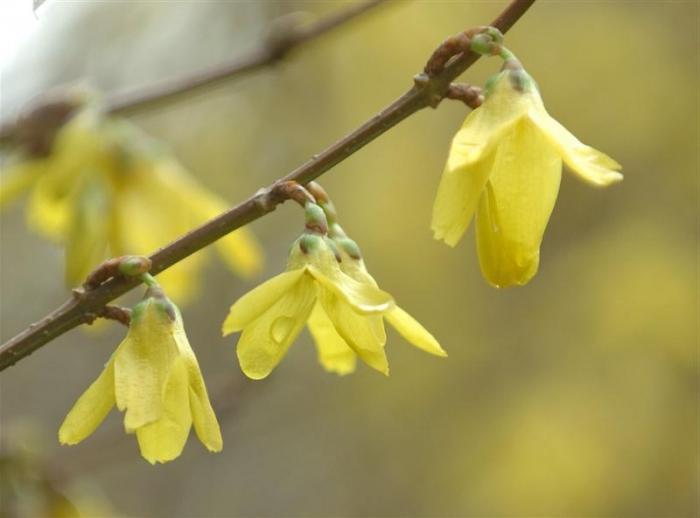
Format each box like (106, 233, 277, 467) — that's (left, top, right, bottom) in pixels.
(432, 58, 622, 288)
(0, 104, 263, 302)
(223, 203, 395, 378)
(59, 283, 222, 464)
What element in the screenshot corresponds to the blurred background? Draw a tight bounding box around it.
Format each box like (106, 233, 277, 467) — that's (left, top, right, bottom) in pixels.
(1, 1, 697, 516)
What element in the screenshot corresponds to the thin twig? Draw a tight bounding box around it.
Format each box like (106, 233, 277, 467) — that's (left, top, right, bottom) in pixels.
(0, 0, 387, 147)
(0, 0, 537, 371)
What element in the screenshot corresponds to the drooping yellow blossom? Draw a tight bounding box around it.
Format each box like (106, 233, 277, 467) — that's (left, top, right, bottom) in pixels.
(310, 244, 447, 376)
(223, 227, 394, 379)
(59, 285, 222, 464)
(0, 105, 263, 302)
(432, 60, 622, 288)
(223, 198, 446, 378)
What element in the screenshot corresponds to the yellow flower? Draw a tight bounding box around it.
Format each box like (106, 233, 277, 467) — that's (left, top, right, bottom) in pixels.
(222, 231, 395, 378)
(310, 241, 446, 376)
(432, 64, 622, 287)
(59, 289, 222, 464)
(0, 106, 263, 302)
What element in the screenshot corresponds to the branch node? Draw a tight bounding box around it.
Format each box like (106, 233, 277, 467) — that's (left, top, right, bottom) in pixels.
(445, 83, 484, 109)
(83, 256, 151, 291)
(98, 306, 132, 327)
(413, 73, 445, 109)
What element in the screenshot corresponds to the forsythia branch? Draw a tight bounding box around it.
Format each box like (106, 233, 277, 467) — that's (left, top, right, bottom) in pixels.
(0, 0, 536, 371)
(0, 0, 387, 147)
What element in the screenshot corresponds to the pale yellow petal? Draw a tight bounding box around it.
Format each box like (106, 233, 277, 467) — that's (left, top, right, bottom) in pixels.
(431, 72, 541, 247)
(147, 159, 265, 279)
(25, 110, 114, 241)
(0, 161, 43, 208)
(214, 228, 264, 279)
(175, 329, 222, 453)
(431, 152, 495, 247)
(187, 385, 222, 453)
(236, 275, 316, 379)
(135, 359, 192, 464)
(307, 304, 357, 376)
(528, 107, 623, 187)
(446, 71, 535, 169)
(319, 290, 389, 375)
(222, 269, 304, 335)
(59, 358, 116, 445)
(114, 301, 179, 431)
(385, 306, 446, 357)
(64, 175, 111, 284)
(475, 119, 562, 287)
(112, 172, 207, 304)
(25, 164, 75, 241)
(309, 265, 393, 315)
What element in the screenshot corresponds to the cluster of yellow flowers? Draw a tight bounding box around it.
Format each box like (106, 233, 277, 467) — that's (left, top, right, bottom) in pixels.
(223, 197, 446, 379)
(1, 31, 622, 464)
(0, 102, 263, 303)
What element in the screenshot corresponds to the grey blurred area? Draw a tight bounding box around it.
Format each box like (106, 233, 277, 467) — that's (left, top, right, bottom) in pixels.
(1, 1, 698, 517)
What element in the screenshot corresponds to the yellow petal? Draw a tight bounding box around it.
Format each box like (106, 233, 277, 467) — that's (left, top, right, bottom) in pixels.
(175, 328, 222, 453)
(64, 175, 111, 284)
(150, 159, 265, 279)
(431, 152, 495, 247)
(214, 228, 264, 279)
(307, 304, 357, 376)
(385, 306, 446, 357)
(236, 275, 316, 379)
(114, 300, 178, 431)
(59, 358, 116, 445)
(432, 73, 539, 247)
(25, 110, 115, 241)
(528, 107, 623, 187)
(222, 269, 304, 335)
(309, 265, 393, 315)
(135, 359, 192, 464)
(25, 163, 75, 242)
(319, 290, 389, 376)
(448, 71, 535, 169)
(0, 161, 43, 208)
(112, 171, 207, 304)
(475, 119, 562, 287)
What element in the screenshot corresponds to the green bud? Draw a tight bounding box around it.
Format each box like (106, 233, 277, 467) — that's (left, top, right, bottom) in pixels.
(118, 255, 151, 277)
(304, 202, 328, 234)
(319, 200, 338, 225)
(328, 222, 347, 239)
(298, 233, 323, 254)
(469, 27, 503, 56)
(335, 236, 362, 260)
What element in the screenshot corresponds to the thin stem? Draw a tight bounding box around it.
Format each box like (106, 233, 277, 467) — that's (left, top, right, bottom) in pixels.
(0, 0, 387, 146)
(139, 273, 159, 288)
(499, 46, 518, 61)
(0, 0, 537, 371)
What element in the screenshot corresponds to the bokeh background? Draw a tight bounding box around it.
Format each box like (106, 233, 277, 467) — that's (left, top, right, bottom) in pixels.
(1, 1, 698, 516)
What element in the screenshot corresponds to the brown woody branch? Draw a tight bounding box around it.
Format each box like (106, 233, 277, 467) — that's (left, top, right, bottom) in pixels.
(0, 0, 387, 149)
(0, 0, 537, 371)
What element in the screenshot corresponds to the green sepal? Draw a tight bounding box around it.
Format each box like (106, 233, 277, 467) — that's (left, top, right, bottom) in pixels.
(304, 203, 328, 234)
(297, 233, 323, 255)
(335, 236, 362, 260)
